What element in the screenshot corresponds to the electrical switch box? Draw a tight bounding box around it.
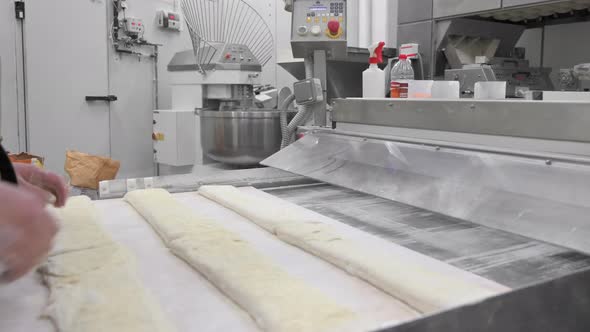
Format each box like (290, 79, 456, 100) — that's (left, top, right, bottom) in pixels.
(153, 110, 196, 166)
(157, 10, 182, 31)
(125, 17, 144, 36)
(294, 78, 324, 105)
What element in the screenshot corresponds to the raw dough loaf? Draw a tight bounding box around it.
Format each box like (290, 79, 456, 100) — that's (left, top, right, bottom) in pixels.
(199, 185, 509, 314)
(125, 189, 356, 332)
(47, 197, 111, 256)
(40, 196, 175, 332)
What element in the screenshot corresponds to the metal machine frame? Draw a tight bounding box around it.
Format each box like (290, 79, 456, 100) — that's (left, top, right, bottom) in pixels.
(260, 97, 590, 330)
(287, 0, 349, 126)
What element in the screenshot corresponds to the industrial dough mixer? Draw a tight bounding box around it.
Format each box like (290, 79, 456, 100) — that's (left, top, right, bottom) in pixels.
(161, 0, 280, 167)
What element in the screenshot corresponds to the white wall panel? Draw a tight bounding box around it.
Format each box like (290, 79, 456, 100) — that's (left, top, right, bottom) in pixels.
(358, 0, 373, 48)
(25, 0, 111, 173)
(0, 1, 20, 152)
(372, 0, 389, 47)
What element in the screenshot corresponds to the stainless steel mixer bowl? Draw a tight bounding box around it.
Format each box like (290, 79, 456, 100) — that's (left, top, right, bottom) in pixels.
(199, 109, 283, 166)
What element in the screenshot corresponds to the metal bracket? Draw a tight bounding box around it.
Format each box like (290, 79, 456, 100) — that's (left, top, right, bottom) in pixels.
(312, 50, 328, 127)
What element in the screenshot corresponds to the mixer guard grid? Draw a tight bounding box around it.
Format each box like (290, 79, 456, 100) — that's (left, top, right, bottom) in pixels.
(180, 0, 274, 73)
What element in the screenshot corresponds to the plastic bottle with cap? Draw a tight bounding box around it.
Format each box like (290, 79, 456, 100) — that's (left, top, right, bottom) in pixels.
(390, 54, 415, 98)
(363, 42, 386, 98)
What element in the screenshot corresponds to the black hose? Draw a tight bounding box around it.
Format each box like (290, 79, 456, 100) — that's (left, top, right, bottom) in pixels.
(0, 145, 17, 184)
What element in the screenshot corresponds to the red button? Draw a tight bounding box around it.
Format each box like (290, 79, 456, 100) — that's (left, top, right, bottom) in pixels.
(169, 14, 175, 20)
(225, 53, 231, 59)
(328, 20, 340, 35)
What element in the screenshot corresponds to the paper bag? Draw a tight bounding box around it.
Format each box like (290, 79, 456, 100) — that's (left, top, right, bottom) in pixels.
(64, 151, 120, 190)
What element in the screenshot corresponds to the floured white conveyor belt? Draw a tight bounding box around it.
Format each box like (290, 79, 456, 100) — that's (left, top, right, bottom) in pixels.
(3, 183, 590, 331)
(267, 184, 590, 288)
(1, 188, 505, 332)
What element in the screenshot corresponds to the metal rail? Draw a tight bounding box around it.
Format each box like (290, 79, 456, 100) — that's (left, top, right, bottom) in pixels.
(316, 128, 590, 166)
(332, 98, 590, 143)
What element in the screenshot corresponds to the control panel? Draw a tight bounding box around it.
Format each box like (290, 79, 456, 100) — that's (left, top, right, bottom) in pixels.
(157, 10, 182, 31)
(219, 44, 258, 65)
(124, 17, 144, 36)
(291, 0, 347, 58)
(167, 45, 262, 73)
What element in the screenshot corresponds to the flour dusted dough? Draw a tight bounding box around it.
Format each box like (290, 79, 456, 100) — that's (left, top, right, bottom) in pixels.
(42, 244, 125, 277)
(40, 196, 175, 332)
(199, 185, 508, 314)
(125, 189, 356, 332)
(47, 198, 111, 256)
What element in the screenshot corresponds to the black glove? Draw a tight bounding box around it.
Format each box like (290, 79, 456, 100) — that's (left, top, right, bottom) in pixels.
(0, 145, 17, 184)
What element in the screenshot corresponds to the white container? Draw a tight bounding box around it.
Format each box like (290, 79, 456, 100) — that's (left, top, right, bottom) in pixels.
(363, 65, 386, 98)
(432, 81, 460, 99)
(408, 80, 434, 98)
(474, 81, 507, 100)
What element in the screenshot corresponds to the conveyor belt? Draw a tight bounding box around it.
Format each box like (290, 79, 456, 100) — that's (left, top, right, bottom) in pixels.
(266, 184, 590, 288)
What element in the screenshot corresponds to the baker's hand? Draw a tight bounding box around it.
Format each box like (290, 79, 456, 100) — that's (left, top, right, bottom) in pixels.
(0, 182, 59, 283)
(13, 163, 68, 207)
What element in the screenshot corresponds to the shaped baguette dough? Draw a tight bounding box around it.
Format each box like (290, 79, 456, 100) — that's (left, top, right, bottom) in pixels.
(47, 198, 112, 256)
(125, 189, 356, 332)
(199, 185, 508, 314)
(40, 196, 175, 332)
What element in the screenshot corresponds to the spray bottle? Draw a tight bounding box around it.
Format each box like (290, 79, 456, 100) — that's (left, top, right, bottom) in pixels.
(363, 41, 386, 98)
